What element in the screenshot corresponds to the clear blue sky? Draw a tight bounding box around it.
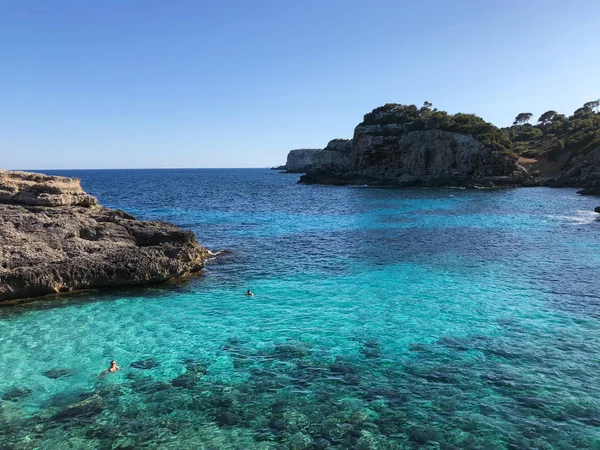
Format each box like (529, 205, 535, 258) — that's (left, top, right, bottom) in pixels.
(1, 0, 599, 169)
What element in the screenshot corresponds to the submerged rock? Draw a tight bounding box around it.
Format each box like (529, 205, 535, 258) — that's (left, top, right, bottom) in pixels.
(171, 373, 199, 389)
(360, 341, 382, 359)
(2, 386, 32, 401)
(184, 360, 209, 375)
(130, 358, 160, 370)
(0, 170, 210, 302)
(284, 431, 313, 450)
(53, 394, 104, 420)
(171, 361, 208, 389)
(42, 368, 73, 379)
(272, 341, 312, 359)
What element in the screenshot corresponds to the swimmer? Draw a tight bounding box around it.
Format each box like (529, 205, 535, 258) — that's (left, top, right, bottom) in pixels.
(245, 290, 254, 297)
(101, 360, 121, 375)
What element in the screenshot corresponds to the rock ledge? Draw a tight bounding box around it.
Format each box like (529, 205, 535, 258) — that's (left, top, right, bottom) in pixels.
(0, 171, 210, 302)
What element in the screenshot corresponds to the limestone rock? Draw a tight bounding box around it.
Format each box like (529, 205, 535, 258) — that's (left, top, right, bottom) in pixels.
(0, 170, 97, 207)
(299, 110, 529, 187)
(285, 149, 322, 173)
(0, 171, 210, 302)
(284, 140, 352, 173)
(546, 146, 600, 190)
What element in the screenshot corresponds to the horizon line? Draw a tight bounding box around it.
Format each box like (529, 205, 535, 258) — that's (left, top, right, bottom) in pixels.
(8, 167, 284, 172)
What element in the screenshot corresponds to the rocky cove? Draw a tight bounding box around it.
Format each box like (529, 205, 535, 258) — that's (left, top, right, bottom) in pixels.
(278, 102, 600, 191)
(1, 169, 600, 449)
(0, 170, 210, 303)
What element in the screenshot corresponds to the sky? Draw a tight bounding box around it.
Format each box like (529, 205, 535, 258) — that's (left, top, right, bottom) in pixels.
(1, 0, 599, 169)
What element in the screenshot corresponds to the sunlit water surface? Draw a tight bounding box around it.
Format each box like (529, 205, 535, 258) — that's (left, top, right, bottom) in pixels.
(1, 169, 600, 449)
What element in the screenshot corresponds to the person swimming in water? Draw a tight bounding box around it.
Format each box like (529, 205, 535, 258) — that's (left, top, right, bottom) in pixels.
(245, 289, 254, 297)
(101, 360, 121, 375)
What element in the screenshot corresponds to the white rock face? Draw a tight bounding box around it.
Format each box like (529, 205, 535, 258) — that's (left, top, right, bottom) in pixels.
(285, 141, 352, 173)
(285, 149, 323, 172)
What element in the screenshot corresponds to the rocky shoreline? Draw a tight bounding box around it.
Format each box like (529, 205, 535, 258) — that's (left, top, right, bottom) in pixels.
(279, 103, 600, 191)
(299, 130, 533, 188)
(0, 170, 210, 303)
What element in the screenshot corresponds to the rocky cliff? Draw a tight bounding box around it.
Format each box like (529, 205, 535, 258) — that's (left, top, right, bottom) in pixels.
(284, 149, 322, 172)
(284, 140, 352, 173)
(0, 171, 210, 302)
(506, 103, 600, 193)
(299, 104, 530, 187)
(543, 147, 600, 193)
(515, 143, 600, 194)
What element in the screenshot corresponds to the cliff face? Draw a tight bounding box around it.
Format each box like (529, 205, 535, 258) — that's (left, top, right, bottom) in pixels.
(0, 171, 210, 302)
(0, 171, 98, 207)
(543, 147, 600, 190)
(507, 106, 600, 192)
(284, 140, 352, 173)
(285, 149, 322, 172)
(515, 145, 600, 194)
(351, 128, 525, 185)
(299, 106, 529, 187)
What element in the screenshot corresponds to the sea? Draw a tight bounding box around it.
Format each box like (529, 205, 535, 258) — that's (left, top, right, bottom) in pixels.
(1, 168, 600, 449)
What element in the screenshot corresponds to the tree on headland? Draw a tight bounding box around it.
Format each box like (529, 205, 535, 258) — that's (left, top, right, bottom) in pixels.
(507, 98, 600, 159)
(423, 101, 433, 109)
(583, 100, 600, 113)
(513, 113, 533, 125)
(573, 107, 592, 118)
(537, 110, 557, 125)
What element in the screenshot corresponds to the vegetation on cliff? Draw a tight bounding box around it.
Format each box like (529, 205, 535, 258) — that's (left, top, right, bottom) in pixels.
(359, 99, 600, 163)
(360, 103, 514, 154)
(506, 100, 600, 159)
(295, 100, 600, 188)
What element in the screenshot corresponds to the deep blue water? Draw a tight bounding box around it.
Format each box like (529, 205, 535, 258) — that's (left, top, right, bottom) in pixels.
(1, 169, 600, 449)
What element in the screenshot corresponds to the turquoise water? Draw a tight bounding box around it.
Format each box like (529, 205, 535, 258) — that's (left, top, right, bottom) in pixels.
(1, 169, 600, 449)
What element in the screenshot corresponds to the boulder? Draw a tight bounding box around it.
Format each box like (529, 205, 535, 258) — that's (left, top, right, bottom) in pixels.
(0, 171, 210, 302)
(594, 206, 600, 214)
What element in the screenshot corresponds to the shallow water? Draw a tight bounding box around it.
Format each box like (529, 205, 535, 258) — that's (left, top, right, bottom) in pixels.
(1, 169, 600, 449)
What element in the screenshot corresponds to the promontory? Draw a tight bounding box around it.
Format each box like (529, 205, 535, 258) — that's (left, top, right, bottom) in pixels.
(0, 170, 210, 302)
(281, 101, 600, 190)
